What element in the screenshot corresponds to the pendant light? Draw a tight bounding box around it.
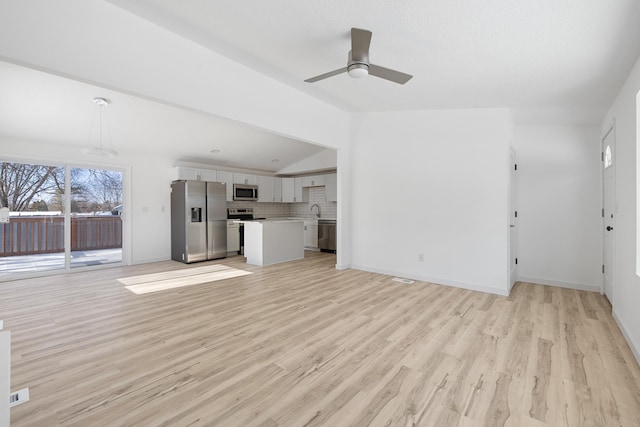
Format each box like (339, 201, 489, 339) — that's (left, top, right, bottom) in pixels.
(83, 97, 118, 158)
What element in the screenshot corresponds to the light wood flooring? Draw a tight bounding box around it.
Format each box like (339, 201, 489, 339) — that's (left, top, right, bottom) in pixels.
(3, 251, 640, 426)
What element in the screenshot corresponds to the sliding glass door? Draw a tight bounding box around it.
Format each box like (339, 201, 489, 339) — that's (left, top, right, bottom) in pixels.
(70, 167, 123, 268)
(0, 160, 123, 276)
(0, 161, 66, 274)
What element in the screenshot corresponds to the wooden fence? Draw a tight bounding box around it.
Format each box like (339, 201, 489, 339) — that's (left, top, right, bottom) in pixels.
(0, 216, 122, 257)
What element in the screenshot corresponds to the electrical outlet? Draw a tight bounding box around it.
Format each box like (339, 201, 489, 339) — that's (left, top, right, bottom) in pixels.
(418, 254, 424, 262)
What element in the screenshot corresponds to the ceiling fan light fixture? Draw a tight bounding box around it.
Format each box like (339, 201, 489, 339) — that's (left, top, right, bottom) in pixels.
(347, 63, 369, 79)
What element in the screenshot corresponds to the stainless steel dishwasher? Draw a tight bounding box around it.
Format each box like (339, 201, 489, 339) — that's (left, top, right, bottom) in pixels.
(318, 219, 336, 253)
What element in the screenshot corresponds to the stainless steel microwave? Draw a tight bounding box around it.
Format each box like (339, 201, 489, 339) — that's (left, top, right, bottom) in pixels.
(233, 184, 259, 201)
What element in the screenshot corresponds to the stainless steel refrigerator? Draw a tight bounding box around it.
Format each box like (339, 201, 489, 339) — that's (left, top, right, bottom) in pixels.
(171, 180, 227, 263)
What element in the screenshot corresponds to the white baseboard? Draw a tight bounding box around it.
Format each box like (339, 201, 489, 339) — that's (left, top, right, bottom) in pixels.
(350, 264, 509, 296)
(518, 276, 601, 293)
(612, 311, 640, 368)
(131, 256, 171, 265)
(335, 263, 351, 271)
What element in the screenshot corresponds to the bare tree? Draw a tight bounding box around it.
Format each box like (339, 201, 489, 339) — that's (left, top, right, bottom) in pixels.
(0, 162, 122, 213)
(0, 162, 61, 211)
(71, 169, 122, 212)
(87, 169, 122, 211)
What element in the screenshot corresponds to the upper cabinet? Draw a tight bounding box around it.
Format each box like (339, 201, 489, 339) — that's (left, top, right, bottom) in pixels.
(172, 167, 336, 204)
(325, 173, 337, 202)
(294, 177, 305, 202)
(282, 177, 305, 202)
(216, 171, 234, 201)
(302, 175, 325, 187)
(233, 173, 258, 185)
(173, 166, 217, 182)
(282, 177, 295, 203)
(257, 175, 274, 203)
(272, 177, 283, 203)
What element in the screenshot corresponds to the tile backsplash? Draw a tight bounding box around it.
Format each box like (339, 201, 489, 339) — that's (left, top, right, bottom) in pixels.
(290, 186, 337, 219)
(226, 186, 337, 219)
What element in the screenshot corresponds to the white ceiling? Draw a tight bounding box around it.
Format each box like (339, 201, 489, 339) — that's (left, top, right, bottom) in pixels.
(107, 0, 640, 119)
(0, 61, 326, 173)
(2, 1, 640, 172)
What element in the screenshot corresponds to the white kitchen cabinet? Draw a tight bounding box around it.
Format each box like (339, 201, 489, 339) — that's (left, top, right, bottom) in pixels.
(302, 175, 325, 187)
(173, 166, 198, 181)
(199, 169, 218, 182)
(173, 167, 218, 182)
(233, 173, 258, 185)
(257, 175, 274, 202)
(325, 173, 337, 202)
(227, 222, 240, 253)
(294, 177, 305, 202)
(272, 177, 283, 202)
(304, 220, 318, 249)
(216, 171, 234, 201)
(282, 177, 295, 202)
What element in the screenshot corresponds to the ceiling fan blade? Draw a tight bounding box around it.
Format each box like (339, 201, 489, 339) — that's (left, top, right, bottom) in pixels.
(304, 67, 348, 83)
(351, 28, 372, 62)
(368, 64, 413, 84)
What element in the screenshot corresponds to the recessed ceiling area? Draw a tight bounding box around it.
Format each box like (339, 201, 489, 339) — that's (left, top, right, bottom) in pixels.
(0, 60, 329, 173)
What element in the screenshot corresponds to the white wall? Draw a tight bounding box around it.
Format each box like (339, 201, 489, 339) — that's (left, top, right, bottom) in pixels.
(514, 125, 602, 291)
(1, 137, 173, 266)
(276, 149, 337, 175)
(601, 53, 640, 364)
(349, 108, 513, 295)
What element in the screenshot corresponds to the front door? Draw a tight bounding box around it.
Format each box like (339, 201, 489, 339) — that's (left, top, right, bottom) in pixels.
(603, 126, 615, 302)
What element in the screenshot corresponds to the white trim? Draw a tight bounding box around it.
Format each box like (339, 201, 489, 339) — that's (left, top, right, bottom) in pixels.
(0, 330, 10, 427)
(351, 264, 510, 296)
(131, 256, 171, 265)
(0, 260, 125, 283)
(518, 275, 601, 293)
(601, 122, 616, 297)
(613, 310, 640, 367)
(335, 263, 351, 270)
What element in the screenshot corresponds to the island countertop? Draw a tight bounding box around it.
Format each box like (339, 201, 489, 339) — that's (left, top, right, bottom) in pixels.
(242, 220, 304, 266)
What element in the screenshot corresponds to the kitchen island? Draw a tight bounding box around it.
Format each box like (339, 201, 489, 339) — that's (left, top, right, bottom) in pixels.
(240, 219, 304, 266)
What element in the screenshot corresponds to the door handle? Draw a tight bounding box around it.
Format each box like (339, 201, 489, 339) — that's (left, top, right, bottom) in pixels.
(510, 225, 515, 228)
(606, 226, 613, 231)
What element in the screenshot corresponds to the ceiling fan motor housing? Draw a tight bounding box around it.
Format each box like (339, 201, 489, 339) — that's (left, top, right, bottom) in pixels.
(347, 50, 369, 78)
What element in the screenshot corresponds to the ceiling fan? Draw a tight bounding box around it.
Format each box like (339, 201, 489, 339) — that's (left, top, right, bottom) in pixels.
(305, 28, 413, 85)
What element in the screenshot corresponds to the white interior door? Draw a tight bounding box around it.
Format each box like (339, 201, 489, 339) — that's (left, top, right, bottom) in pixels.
(509, 147, 518, 290)
(603, 127, 615, 302)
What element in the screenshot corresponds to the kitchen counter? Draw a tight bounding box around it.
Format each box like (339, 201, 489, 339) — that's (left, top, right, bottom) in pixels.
(240, 219, 304, 266)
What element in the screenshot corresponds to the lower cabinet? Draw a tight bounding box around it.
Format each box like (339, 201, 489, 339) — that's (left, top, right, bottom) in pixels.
(303, 220, 318, 249)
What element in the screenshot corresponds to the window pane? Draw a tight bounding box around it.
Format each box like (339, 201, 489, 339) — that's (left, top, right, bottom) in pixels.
(0, 161, 66, 274)
(70, 168, 123, 268)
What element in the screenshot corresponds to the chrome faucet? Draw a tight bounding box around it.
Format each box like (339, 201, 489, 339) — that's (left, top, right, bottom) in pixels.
(310, 203, 321, 218)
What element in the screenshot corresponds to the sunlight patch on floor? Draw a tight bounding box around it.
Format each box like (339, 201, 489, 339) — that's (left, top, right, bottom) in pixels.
(118, 264, 252, 294)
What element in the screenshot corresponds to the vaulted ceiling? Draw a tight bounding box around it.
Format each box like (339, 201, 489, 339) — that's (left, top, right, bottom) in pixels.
(107, 0, 640, 120)
(1, 1, 640, 172)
